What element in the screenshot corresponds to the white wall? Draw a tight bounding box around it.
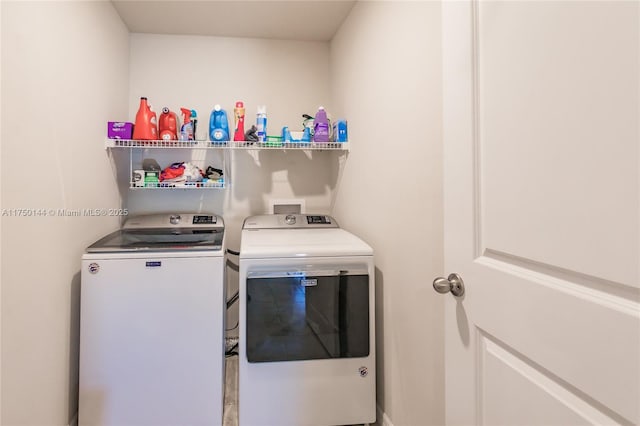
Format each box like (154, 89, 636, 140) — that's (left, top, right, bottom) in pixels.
(330, 2, 444, 425)
(126, 33, 337, 249)
(1, 1, 129, 424)
(126, 33, 336, 336)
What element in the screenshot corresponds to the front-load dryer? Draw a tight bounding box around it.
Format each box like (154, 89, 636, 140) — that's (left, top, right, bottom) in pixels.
(79, 213, 225, 426)
(239, 214, 375, 426)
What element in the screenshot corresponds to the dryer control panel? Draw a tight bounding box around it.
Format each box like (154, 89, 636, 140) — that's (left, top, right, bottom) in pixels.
(243, 214, 339, 229)
(306, 215, 332, 225)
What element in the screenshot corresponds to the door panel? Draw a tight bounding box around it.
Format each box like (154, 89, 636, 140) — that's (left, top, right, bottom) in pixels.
(442, 1, 640, 425)
(472, 260, 639, 423)
(480, 332, 621, 426)
(477, 1, 639, 287)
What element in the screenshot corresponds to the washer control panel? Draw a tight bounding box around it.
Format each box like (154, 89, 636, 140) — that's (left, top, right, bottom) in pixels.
(193, 215, 217, 225)
(123, 213, 223, 230)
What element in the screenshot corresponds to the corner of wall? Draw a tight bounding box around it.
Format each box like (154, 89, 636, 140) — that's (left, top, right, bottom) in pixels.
(328, 2, 445, 426)
(376, 405, 395, 426)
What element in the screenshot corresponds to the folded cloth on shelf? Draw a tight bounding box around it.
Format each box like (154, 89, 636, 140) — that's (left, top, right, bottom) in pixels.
(161, 175, 187, 183)
(182, 162, 204, 182)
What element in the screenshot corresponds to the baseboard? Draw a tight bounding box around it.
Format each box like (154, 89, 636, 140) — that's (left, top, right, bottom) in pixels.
(71, 405, 388, 426)
(70, 405, 387, 426)
(376, 404, 395, 426)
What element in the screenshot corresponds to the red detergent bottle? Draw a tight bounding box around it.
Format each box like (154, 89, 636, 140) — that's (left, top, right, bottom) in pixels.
(159, 107, 178, 140)
(132, 97, 158, 140)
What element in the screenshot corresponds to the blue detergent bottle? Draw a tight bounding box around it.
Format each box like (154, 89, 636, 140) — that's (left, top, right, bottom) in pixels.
(209, 105, 230, 141)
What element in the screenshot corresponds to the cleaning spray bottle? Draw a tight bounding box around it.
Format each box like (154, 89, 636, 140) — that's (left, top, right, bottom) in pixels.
(233, 101, 245, 141)
(191, 109, 198, 140)
(132, 97, 158, 140)
(158, 107, 178, 140)
(179, 108, 194, 141)
(209, 105, 230, 142)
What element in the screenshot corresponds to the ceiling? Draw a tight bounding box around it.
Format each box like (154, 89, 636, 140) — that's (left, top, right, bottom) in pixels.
(111, 1, 357, 42)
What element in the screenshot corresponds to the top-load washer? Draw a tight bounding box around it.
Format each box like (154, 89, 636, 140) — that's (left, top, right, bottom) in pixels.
(239, 214, 375, 426)
(79, 213, 226, 426)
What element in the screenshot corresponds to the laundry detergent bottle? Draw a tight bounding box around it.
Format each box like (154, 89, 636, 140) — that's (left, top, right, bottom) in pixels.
(158, 107, 178, 140)
(233, 101, 245, 141)
(313, 106, 330, 142)
(132, 97, 158, 140)
(209, 105, 230, 142)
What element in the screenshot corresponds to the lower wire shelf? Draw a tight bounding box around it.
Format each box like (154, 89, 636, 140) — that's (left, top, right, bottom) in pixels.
(107, 138, 348, 192)
(129, 180, 225, 189)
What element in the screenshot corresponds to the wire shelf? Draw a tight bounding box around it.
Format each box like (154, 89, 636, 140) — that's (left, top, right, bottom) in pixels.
(226, 141, 349, 150)
(107, 139, 227, 149)
(106, 138, 349, 151)
(129, 180, 225, 190)
(107, 136, 348, 191)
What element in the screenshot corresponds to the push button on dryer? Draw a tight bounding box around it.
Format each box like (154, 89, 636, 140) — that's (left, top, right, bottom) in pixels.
(285, 214, 296, 225)
(170, 214, 181, 225)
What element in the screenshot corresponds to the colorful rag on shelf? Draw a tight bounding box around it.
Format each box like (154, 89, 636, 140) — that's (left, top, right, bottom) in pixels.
(160, 162, 204, 183)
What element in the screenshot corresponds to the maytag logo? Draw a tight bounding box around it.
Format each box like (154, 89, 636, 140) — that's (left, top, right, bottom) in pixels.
(145, 261, 162, 268)
(301, 279, 317, 287)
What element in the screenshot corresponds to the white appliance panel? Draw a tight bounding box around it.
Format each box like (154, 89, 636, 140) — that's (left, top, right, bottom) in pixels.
(240, 228, 373, 259)
(239, 256, 376, 426)
(79, 254, 225, 426)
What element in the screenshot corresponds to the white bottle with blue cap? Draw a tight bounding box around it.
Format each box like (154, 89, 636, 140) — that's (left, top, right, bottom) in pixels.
(256, 105, 267, 142)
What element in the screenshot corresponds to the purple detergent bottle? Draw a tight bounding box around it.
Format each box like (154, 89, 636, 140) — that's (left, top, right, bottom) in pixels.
(313, 106, 330, 142)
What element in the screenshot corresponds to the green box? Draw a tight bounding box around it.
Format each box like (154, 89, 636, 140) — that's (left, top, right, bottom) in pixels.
(144, 171, 159, 187)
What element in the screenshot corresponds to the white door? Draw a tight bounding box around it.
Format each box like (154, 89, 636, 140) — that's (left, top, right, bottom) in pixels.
(441, 1, 639, 425)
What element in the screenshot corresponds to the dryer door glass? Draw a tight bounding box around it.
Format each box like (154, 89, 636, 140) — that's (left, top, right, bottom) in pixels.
(246, 273, 369, 362)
